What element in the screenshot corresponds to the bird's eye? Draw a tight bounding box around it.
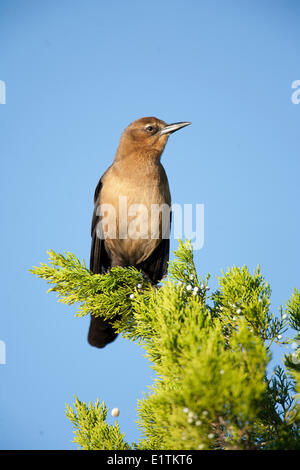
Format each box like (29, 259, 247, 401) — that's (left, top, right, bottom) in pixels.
(146, 125, 155, 133)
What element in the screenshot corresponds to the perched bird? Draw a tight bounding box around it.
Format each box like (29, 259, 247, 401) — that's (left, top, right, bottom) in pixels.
(88, 116, 191, 348)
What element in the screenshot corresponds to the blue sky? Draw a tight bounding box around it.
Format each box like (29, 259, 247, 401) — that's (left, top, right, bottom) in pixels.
(0, 0, 299, 450)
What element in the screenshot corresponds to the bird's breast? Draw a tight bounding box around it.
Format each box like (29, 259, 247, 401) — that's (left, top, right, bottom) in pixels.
(98, 162, 171, 265)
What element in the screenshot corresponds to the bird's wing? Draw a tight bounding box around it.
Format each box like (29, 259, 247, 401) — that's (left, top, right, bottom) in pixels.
(137, 212, 172, 284)
(88, 174, 119, 349)
(89, 176, 111, 274)
(137, 238, 170, 283)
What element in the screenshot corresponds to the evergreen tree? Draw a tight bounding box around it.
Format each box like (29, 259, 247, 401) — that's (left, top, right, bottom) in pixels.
(30, 241, 300, 450)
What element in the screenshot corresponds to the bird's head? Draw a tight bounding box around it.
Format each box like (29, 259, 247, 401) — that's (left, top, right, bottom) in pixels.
(114, 117, 191, 161)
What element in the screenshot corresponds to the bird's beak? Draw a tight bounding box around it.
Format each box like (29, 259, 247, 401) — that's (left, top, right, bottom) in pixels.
(159, 121, 192, 136)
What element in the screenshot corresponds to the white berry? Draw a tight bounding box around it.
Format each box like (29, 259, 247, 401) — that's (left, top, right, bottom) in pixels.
(111, 408, 120, 417)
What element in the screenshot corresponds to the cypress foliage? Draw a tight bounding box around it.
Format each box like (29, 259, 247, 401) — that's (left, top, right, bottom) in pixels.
(30, 241, 300, 450)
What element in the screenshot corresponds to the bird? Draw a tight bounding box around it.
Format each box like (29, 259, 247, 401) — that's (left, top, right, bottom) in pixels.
(88, 116, 191, 348)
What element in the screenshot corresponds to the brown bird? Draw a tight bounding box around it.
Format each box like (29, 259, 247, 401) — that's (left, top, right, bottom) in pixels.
(88, 116, 191, 348)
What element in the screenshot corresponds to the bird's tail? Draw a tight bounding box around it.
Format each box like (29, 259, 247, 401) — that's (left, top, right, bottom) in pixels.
(88, 315, 118, 348)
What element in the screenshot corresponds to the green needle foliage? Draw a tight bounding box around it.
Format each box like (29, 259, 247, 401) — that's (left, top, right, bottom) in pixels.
(30, 240, 300, 450)
(65, 397, 130, 450)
